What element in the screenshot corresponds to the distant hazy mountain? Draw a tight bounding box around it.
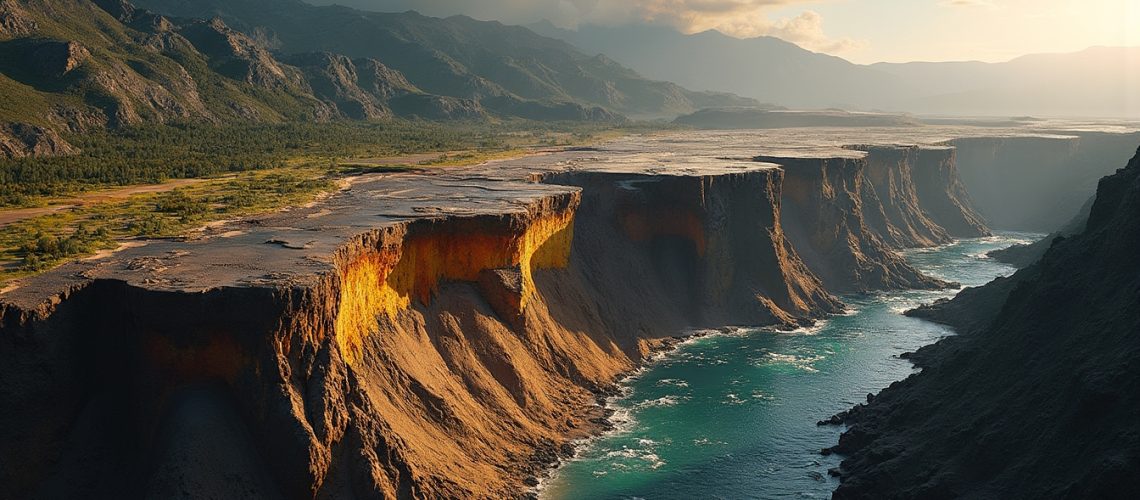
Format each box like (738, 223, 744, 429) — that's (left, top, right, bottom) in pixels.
(132, 0, 756, 119)
(873, 47, 1140, 118)
(529, 22, 903, 111)
(533, 22, 1140, 118)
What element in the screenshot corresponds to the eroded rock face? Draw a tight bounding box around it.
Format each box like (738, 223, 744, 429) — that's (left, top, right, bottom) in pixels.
(180, 17, 308, 92)
(759, 154, 949, 293)
(830, 147, 1140, 499)
(288, 52, 391, 120)
(0, 122, 78, 158)
(0, 159, 843, 498)
(0, 0, 37, 37)
(546, 167, 842, 329)
(856, 145, 954, 248)
(912, 146, 990, 238)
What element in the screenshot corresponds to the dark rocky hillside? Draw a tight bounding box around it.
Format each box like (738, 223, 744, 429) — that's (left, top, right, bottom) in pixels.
(131, 0, 756, 119)
(829, 146, 1140, 499)
(3, 0, 751, 159)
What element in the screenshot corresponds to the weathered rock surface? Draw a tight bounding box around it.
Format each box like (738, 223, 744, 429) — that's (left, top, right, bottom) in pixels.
(831, 147, 1140, 499)
(0, 122, 78, 158)
(912, 146, 990, 238)
(756, 153, 950, 293)
(0, 0, 37, 37)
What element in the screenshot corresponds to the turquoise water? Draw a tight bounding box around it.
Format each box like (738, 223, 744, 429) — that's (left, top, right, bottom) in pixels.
(542, 232, 1040, 500)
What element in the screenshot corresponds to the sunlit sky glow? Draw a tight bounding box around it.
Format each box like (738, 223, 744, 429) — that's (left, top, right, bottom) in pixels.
(315, 0, 1140, 63)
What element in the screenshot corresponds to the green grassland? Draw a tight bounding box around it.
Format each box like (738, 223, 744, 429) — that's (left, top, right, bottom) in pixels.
(0, 120, 674, 283)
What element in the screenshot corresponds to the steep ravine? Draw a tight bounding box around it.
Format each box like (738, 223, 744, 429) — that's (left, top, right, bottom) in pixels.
(829, 147, 1140, 499)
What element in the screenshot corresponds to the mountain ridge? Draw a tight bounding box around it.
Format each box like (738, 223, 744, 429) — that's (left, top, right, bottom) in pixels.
(533, 22, 1140, 118)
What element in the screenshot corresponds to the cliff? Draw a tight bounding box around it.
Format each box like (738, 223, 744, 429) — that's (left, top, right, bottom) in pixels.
(829, 147, 1140, 498)
(756, 152, 951, 293)
(0, 158, 843, 498)
(911, 146, 990, 238)
(951, 132, 1140, 231)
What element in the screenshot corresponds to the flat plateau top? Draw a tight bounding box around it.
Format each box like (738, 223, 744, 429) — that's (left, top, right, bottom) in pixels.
(0, 175, 579, 309)
(3, 123, 1137, 307)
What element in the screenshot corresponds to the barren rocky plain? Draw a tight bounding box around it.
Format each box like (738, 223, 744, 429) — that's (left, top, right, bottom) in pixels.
(2, 123, 1138, 498)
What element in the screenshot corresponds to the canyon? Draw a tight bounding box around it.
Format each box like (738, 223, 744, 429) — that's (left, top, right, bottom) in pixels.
(829, 145, 1140, 499)
(1, 125, 1136, 498)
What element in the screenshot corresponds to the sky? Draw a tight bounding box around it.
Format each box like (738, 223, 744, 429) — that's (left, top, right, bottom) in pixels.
(309, 0, 1140, 64)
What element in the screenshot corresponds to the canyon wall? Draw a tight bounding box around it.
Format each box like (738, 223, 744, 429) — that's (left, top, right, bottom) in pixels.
(951, 131, 1140, 231)
(829, 147, 1140, 498)
(9, 129, 1100, 498)
(756, 152, 951, 293)
(0, 163, 851, 499)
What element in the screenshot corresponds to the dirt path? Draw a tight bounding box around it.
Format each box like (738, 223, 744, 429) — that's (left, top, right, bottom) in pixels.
(0, 178, 212, 228)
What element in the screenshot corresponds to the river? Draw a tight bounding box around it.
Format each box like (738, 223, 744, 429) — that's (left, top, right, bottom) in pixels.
(542, 232, 1040, 499)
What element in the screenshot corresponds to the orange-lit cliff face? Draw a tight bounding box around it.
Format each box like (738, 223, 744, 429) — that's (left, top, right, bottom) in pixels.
(333, 208, 576, 365)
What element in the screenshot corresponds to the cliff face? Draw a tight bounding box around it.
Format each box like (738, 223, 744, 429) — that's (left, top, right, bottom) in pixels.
(951, 132, 1140, 231)
(830, 147, 1140, 499)
(758, 154, 950, 293)
(857, 146, 954, 248)
(0, 161, 846, 498)
(911, 146, 990, 238)
(546, 167, 842, 331)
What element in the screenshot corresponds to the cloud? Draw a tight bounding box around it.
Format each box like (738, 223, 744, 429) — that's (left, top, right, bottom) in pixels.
(317, 0, 864, 54)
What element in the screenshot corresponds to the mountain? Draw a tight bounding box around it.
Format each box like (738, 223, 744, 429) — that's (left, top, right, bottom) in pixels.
(873, 46, 1140, 118)
(830, 147, 1140, 498)
(0, 0, 505, 157)
(0, 0, 757, 159)
(131, 0, 757, 119)
(533, 22, 1140, 118)
(529, 22, 903, 111)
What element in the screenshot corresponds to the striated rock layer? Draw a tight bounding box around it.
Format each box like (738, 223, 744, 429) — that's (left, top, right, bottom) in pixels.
(830, 147, 1140, 499)
(756, 152, 951, 293)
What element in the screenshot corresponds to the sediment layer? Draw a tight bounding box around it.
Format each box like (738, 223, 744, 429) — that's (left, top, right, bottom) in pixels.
(756, 152, 951, 293)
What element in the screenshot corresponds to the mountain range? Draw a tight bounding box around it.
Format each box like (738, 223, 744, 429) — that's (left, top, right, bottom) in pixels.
(0, 0, 753, 157)
(531, 22, 1140, 119)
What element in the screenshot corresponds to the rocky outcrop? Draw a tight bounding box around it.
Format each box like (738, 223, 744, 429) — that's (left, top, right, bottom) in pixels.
(757, 154, 950, 293)
(0, 122, 78, 158)
(287, 52, 392, 120)
(829, 147, 1140, 499)
(180, 18, 308, 92)
(286, 53, 487, 121)
(0, 0, 37, 37)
